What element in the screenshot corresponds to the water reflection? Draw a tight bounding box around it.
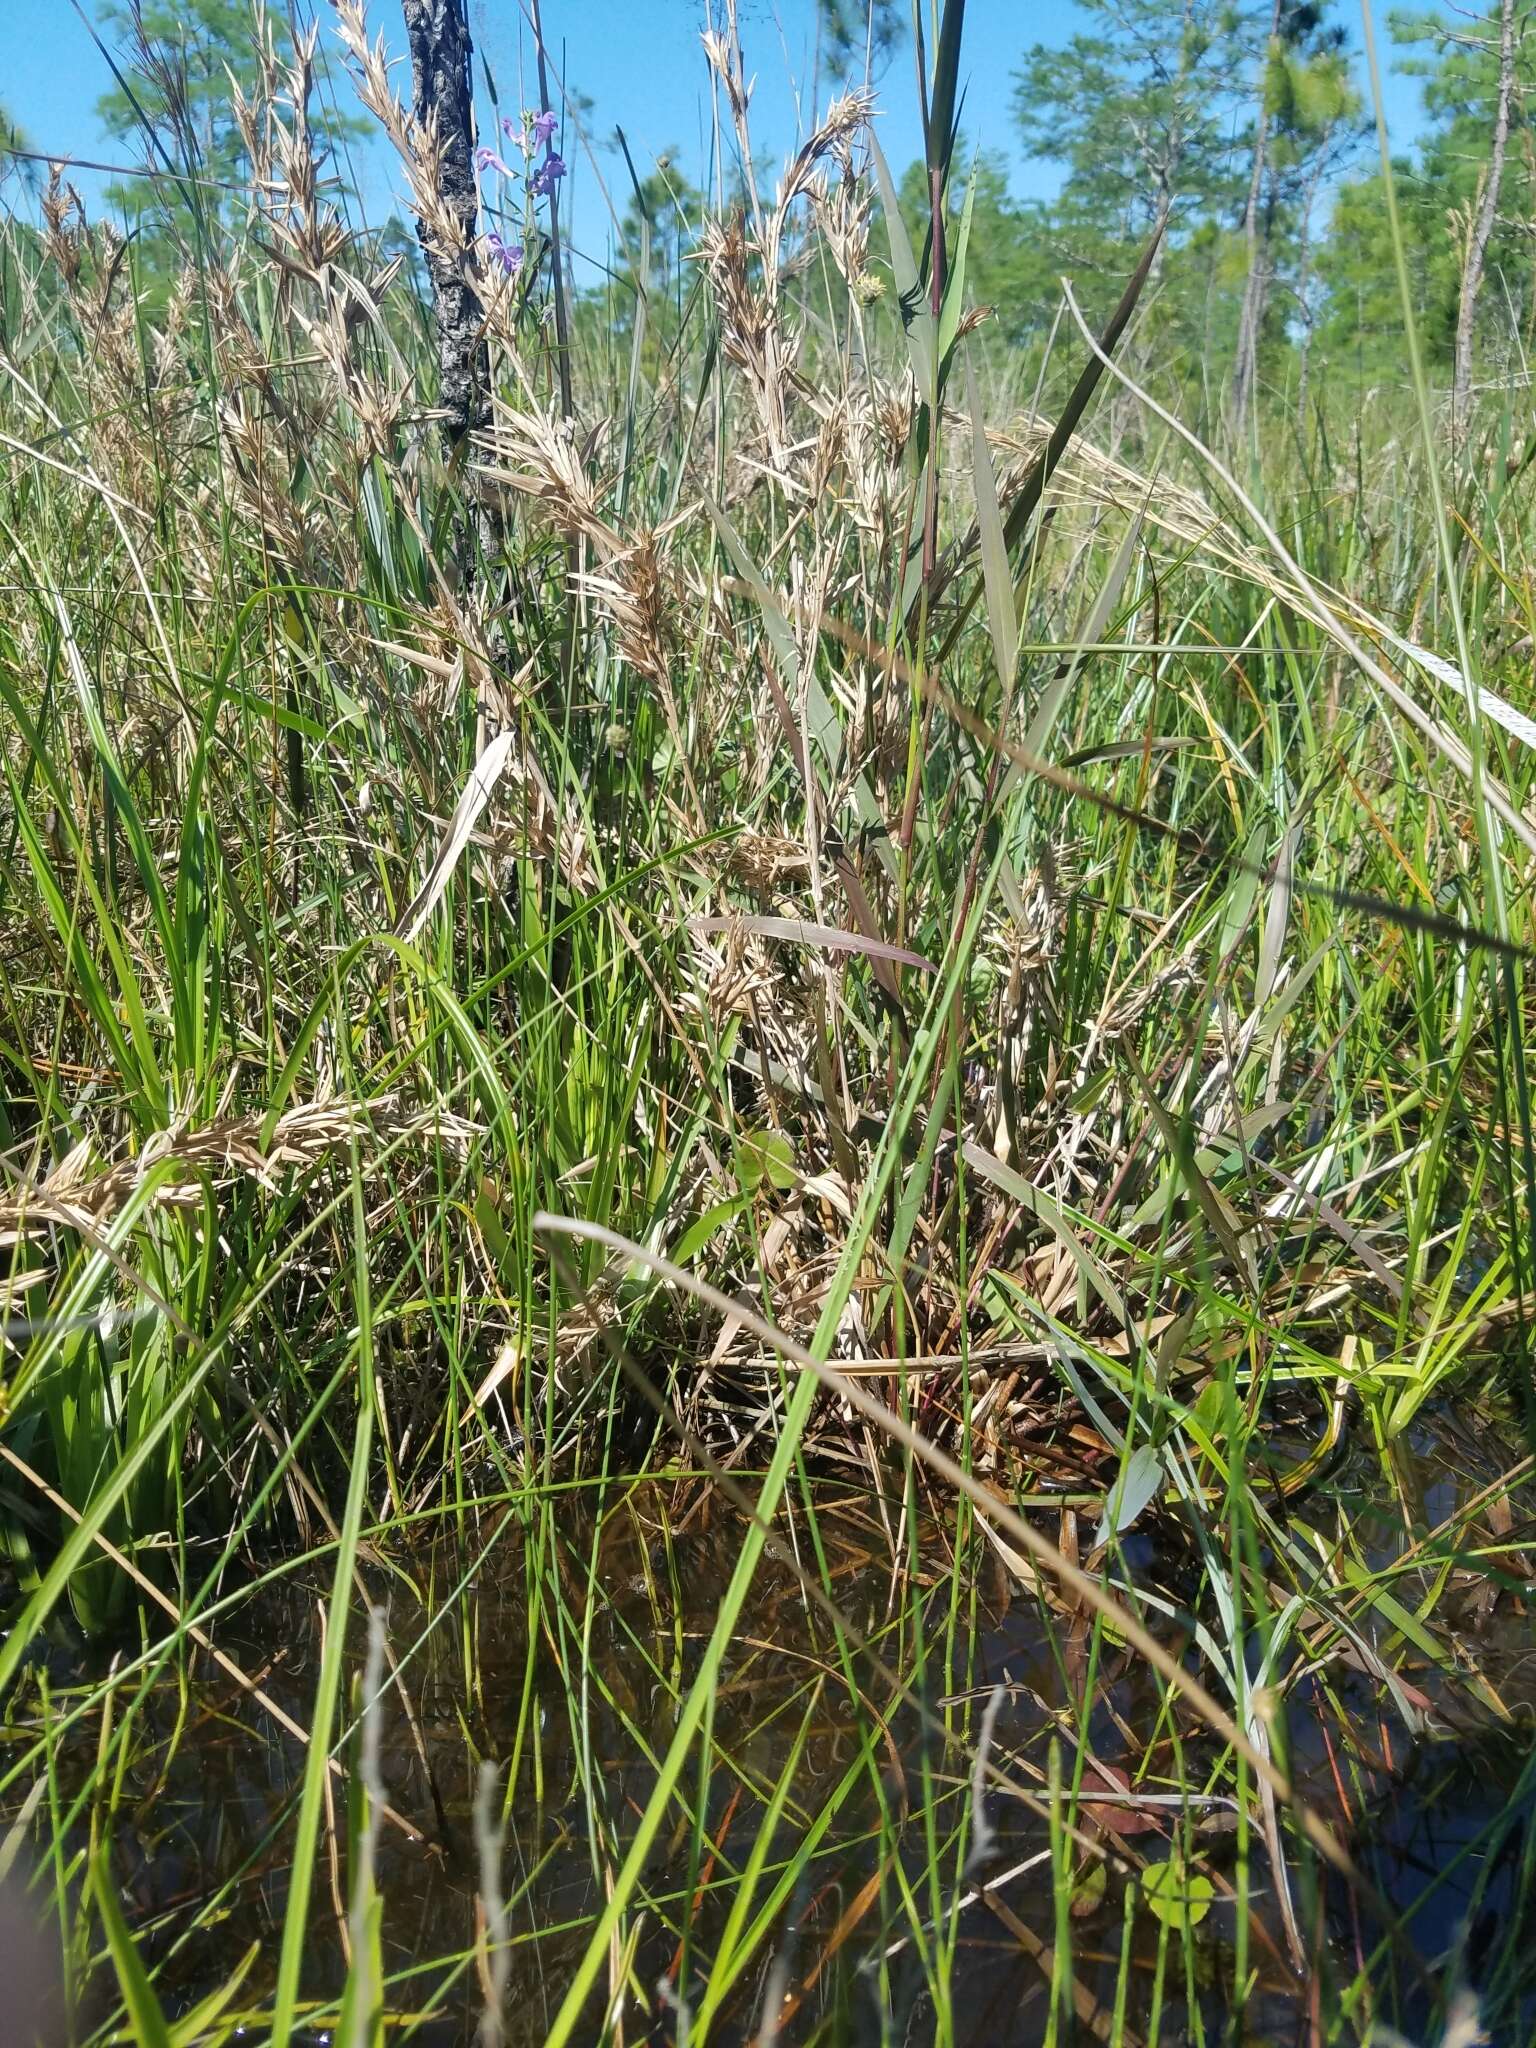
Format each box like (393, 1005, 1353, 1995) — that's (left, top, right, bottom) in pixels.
(7, 1408, 1534, 2044)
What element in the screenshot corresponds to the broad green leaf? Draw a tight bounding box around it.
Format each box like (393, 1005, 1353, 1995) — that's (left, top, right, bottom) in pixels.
(91, 1845, 173, 2048)
(868, 131, 934, 391)
(169, 1946, 261, 2048)
(938, 156, 979, 372)
(967, 350, 1017, 698)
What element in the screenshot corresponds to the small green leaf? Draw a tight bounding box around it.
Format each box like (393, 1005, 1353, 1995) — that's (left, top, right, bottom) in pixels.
(673, 1194, 750, 1265)
(737, 1129, 796, 1193)
(1141, 1854, 1214, 1931)
(1095, 1442, 1164, 1547)
(1070, 1859, 1108, 1919)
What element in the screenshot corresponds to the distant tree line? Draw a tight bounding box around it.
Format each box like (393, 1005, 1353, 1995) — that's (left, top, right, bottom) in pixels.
(902, 0, 1532, 426)
(588, 0, 1536, 428)
(11, 0, 1531, 429)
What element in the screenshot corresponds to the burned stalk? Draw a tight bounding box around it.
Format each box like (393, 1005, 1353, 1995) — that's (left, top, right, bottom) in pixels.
(400, 0, 489, 456)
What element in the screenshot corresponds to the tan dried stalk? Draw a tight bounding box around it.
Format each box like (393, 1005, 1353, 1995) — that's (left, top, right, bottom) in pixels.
(0, 1098, 476, 1245)
(695, 47, 874, 471)
(37, 173, 188, 515)
(478, 399, 692, 689)
(332, 0, 473, 288)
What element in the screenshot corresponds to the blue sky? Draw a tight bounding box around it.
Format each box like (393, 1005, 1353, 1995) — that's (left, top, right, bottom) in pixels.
(6, 0, 1430, 278)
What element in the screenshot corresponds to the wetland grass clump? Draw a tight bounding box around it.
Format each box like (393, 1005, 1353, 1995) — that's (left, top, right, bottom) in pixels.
(1, 1, 1535, 2041)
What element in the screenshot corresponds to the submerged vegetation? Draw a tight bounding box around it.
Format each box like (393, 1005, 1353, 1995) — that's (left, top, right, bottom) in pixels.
(2, 0, 1536, 2041)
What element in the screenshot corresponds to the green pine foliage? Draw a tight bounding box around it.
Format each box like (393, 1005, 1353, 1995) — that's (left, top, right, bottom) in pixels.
(93, 0, 367, 274)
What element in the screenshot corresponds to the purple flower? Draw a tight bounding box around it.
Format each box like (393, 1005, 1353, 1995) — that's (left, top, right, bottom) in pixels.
(484, 231, 524, 276)
(501, 115, 527, 152)
(475, 144, 512, 178)
(530, 109, 558, 148)
(530, 151, 566, 199)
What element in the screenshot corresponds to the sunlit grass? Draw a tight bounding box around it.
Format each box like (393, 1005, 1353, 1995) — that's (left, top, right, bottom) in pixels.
(1, 1, 1534, 2042)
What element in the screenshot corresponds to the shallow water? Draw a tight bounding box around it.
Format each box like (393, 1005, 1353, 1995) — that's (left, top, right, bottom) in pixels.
(7, 1407, 1536, 2045)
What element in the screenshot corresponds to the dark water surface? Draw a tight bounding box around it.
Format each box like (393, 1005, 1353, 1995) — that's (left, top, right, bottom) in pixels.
(7, 1408, 1536, 2045)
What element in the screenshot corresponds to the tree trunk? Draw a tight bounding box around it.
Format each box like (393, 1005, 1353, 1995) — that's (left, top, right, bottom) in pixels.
(1231, 201, 1271, 434)
(1453, 0, 1515, 446)
(400, 0, 488, 453)
(1293, 132, 1332, 426)
(1232, 0, 1283, 434)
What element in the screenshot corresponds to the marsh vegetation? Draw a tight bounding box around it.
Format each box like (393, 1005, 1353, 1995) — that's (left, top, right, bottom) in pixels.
(2, 0, 1536, 2041)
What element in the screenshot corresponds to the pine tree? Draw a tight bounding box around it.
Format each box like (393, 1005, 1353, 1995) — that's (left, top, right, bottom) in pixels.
(94, 0, 364, 242)
(1316, 0, 1536, 390)
(1231, 0, 1360, 427)
(1394, 0, 1531, 434)
(817, 0, 905, 73)
(0, 101, 38, 194)
(1011, 0, 1254, 263)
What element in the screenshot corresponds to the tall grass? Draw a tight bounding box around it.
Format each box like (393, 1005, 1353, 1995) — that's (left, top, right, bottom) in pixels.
(1, 1, 1534, 2042)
